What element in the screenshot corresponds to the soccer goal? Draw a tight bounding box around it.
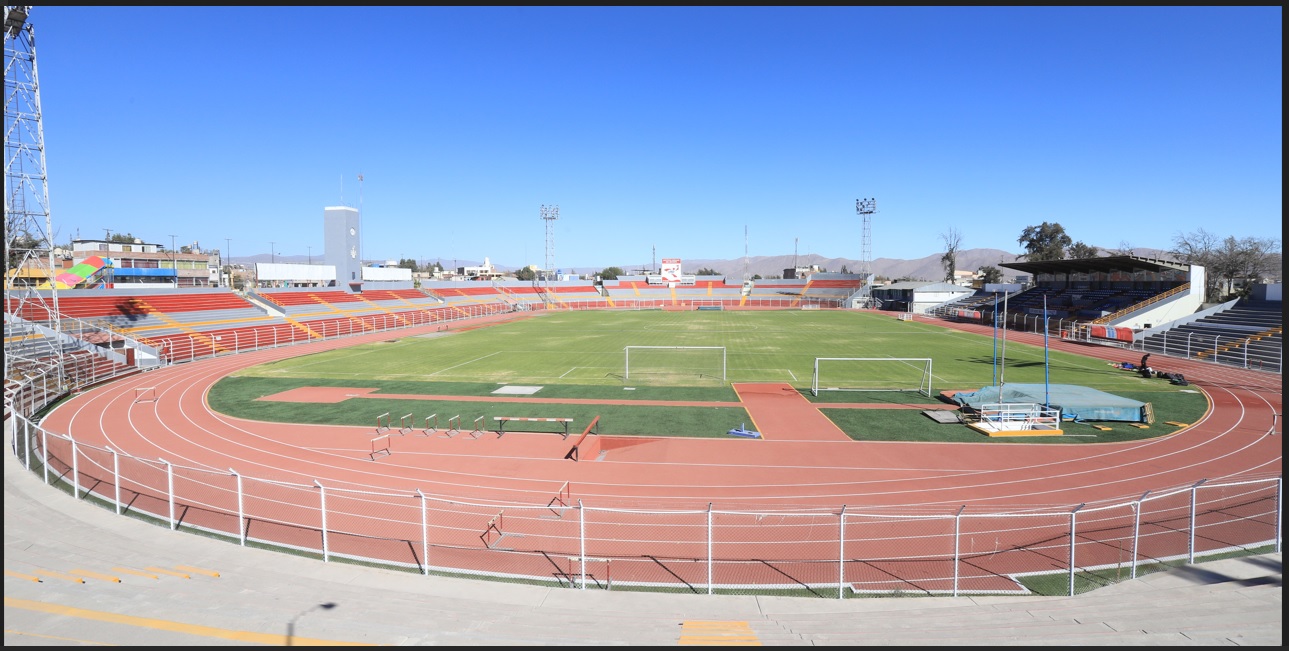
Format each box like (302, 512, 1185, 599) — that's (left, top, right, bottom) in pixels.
(624, 346, 726, 382)
(811, 357, 933, 397)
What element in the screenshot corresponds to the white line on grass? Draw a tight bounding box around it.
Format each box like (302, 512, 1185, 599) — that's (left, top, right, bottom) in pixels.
(428, 351, 503, 376)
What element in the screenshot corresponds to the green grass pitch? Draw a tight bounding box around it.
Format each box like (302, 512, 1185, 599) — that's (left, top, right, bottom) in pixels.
(208, 309, 1207, 442)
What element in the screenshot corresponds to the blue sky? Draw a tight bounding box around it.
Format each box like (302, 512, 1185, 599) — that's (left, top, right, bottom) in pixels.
(31, 6, 1283, 271)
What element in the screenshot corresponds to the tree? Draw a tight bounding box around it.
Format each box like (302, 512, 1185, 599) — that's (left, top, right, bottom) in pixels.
(515, 266, 536, 281)
(1067, 241, 1100, 259)
(695, 267, 720, 276)
(940, 227, 962, 282)
(599, 266, 623, 280)
(976, 265, 1004, 284)
(1017, 222, 1072, 261)
(397, 258, 417, 271)
(1171, 228, 1222, 301)
(840, 264, 850, 274)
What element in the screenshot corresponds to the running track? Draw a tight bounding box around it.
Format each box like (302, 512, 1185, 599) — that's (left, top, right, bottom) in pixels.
(40, 316, 1281, 512)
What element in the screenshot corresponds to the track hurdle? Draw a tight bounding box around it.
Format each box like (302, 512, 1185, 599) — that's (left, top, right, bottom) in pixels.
(439, 415, 462, 439)
(369, 434, 391, 460)
(546, 481, 571, 518)
(375, 412, 390, 434)
(480, 510, 505, 548)
(564, 416, 601, 462)
(133, 387, 157, 403)
(398, 413, 415, 435)
(421, 413, 438, 436)
(494, 416, 574, 438)
(469, 416, 487, 439)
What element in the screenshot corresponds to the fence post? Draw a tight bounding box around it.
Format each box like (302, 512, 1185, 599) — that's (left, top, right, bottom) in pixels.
(109, 447, 120, 515)
(1189, 479, 1207, 564)
(1276, 476, 1283, 555)
(707, 503, 713, 595)
(161, 457, 175, 530)
(42, 426, 49, 485)
(316, 480, 329, 562)
(953, 506, 965, 597)
(417, 489, 428, 576)
(1132, 490, 1149, 579)
(838, 506, 846, 600)
(1069, 503, 1085, 597)
(71, 438, 80, 499)
(232, 469, 245, 546)
(579, 500, 586, 590)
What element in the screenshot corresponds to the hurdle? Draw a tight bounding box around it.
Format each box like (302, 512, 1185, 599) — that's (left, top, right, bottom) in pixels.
(375, 412, 391, 434)
(420, 413, 438, 436)
(494, 416, 574, 438)
(439, 415, 462, 439)
(369, 434, 391, 460)
(468, 416, 487, 439)
(546, 481, 571, 518)
(133, 387, 157, 403)
(566, 556, 612, 590)
(564, 416, 601, 462)
(398, 413, 415, 435)
(480, 510, 505, 548)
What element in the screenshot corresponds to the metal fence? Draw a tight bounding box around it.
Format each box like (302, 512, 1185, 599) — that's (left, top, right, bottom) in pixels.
(8, 403, 1282, 598)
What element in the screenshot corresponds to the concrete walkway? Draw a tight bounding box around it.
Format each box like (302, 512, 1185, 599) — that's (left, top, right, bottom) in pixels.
(3, 449, 1281, 646)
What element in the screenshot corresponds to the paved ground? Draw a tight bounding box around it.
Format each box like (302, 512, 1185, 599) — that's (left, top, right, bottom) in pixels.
(4, 445, 1280, 646)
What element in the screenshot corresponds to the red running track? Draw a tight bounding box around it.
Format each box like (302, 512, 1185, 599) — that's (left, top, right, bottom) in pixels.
(41, 319, 1281, 512)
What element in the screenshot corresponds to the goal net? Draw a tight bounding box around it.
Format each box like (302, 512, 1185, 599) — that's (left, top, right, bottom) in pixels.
(811, 357, 933, 397)
(624, 346, 727, 382)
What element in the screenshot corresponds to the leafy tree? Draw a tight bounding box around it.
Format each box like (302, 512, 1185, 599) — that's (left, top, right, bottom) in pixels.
(695, 267, 720, 276)
(1017, 222, 1072, 261)
(599, 266, 623, 280)
(397, 258, 418, 271)
(1067, 242, 1100, 259)
(515, 266, 537, 281)
(940, 227, 962, 282)
(840, 264, 850, 274)
(751, 274, 762, 280)
(976, 265, 1004, 284)
(106, 232, 138, 244)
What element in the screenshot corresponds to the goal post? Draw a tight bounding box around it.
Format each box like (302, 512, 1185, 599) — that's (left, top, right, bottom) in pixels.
(811, 357, 933, 397)
(624, 346, 726, 382)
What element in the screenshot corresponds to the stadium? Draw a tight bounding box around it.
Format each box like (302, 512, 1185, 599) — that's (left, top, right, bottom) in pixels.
(3, 5, 1281, 644)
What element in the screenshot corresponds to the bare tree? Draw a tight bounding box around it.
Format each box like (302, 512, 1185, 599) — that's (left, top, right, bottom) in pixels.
(1171, 228, 1222, 301)
(940, 227, 963, 283)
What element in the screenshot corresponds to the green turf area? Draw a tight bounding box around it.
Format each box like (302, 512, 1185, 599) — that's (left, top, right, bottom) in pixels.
(208, 310, 1207, 442)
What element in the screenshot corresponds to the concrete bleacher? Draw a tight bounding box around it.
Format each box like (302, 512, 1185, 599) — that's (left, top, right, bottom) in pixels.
(1141, 298, 1282, 372)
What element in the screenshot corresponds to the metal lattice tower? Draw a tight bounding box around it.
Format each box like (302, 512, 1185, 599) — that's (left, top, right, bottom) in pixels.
(5, 5, 61, 378)
(541, 204, 558, 285)
(855, 198, 876, 280)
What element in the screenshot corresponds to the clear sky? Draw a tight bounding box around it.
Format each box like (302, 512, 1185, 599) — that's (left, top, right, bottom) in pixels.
(29, 6, 1283, 271)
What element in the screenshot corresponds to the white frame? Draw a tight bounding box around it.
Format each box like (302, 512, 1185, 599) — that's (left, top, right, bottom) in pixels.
(624, 346, 727, 381)
(811, 357, 933, 397)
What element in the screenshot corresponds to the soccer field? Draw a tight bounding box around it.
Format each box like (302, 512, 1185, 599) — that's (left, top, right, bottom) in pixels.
(213, 310, 1207, 442)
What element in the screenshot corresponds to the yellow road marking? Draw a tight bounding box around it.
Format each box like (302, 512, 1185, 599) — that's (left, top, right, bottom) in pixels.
(112, 567, 158, 579)
(4, 570, 42, 583)
(70, 570, 122, 583)
(33, 570, 84, 584)
(679, 621, 761, 646)
(4, 597, 375, 646)
(144, 567, 190, 579)
(2, 628, 117, 645)
(174, 565, 220, 578)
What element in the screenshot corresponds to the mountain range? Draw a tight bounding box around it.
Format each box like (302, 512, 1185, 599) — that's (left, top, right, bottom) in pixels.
(242, 247, 1171, 282)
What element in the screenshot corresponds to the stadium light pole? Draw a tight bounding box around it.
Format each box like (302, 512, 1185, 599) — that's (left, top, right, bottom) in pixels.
(168, 234, 177, 287)
(270, 241, 275, 264)
(307, 245, 312, 265)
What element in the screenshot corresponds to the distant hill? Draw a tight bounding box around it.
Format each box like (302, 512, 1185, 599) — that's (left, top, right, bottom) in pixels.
(238, 247, 1175, 281)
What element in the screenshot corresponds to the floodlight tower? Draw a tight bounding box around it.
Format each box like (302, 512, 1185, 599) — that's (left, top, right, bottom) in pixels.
(541, 204, 558, 288)
(856, 198, 877, 305)
(4, 5, 62, 378)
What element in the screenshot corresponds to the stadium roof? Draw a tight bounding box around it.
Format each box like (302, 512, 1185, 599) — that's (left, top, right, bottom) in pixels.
(1001, 255, 1189, 277)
